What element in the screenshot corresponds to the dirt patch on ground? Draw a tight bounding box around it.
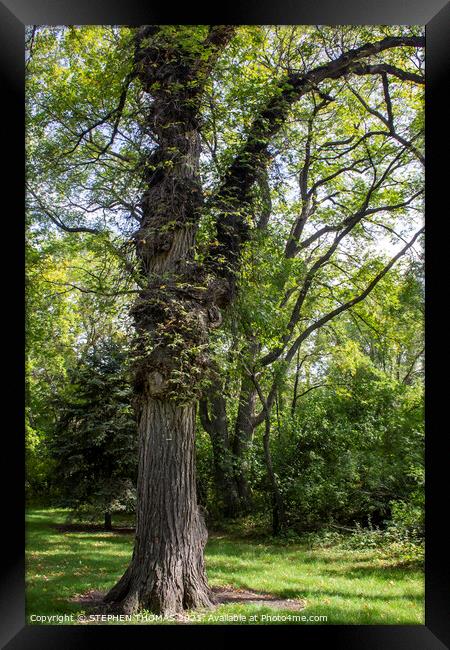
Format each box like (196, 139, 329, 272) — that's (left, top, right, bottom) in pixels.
(71, 589, 105, 606)
(71, 586, 306, 622)
(211, 586, 305, 610)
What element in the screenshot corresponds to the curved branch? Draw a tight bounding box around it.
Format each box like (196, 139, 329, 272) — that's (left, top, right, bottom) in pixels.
(208, 35, 425, 287)
(253, 226, 424, 426)
(59, 70, 136, 160)
(284, 226, 424, 365)
(27, 186, 101, 234)
(349, 62, 424, 84)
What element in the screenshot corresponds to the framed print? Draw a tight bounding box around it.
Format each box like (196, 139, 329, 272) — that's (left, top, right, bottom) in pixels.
(1, 0, 448, 647)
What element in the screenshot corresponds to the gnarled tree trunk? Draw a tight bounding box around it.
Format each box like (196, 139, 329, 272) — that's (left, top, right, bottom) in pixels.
(104, 25, 235, 615)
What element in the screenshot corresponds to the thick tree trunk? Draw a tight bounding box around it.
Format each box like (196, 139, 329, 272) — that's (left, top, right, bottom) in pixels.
(104, 27, 209, 615)
(104, 26, 237, 616)
(104, 398, 211, 614)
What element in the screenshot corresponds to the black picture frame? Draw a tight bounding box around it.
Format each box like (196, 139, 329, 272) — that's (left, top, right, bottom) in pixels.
(2, 1, 448, 647)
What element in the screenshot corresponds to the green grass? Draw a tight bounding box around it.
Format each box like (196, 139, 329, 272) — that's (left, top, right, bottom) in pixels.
(26, 509, 424, 625)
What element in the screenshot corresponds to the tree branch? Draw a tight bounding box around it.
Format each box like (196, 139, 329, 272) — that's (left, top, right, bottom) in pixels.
(59, 71, 136, 161)
(208, 35, 425, 289)
(27, 186, 101, 234)
(284, 226, 424, 365)
(253, 225, 424, 426)
(349, 62, 424, 84)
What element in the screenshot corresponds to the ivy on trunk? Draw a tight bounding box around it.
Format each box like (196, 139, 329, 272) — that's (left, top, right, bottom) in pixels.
(104, 25, 236, 615)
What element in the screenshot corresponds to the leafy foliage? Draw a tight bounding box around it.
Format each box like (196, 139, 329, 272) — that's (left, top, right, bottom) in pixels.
(26, 25, 424, 544)
(48, 338, 137, 519)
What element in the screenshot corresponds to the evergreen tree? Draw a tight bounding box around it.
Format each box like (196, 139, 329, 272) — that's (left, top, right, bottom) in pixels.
(49, 338, 137, 529)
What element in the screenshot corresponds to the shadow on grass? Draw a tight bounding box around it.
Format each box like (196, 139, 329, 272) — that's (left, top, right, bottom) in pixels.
(53, 524, 135, 534)
(26, 509, 424, 625)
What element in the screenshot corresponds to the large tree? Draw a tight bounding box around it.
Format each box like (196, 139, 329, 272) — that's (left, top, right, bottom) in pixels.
(26, 25, 424, 614)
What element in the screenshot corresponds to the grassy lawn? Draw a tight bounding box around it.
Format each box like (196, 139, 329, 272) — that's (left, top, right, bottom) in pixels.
(26, 509, 424, 625)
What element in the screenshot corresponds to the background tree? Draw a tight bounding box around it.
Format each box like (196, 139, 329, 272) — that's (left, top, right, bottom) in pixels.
(199, 36, 424, 521)
(48, 337, 137, 530)
(269, 261, 424, 533)
(195, 259, 424, 536)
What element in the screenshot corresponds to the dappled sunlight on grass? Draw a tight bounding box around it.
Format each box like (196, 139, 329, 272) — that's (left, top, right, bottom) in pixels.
(26, 509, 424, 625)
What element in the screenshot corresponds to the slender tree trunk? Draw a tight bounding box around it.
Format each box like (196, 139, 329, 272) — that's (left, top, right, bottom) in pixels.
(291, 348, 301, 415)
(251, 375, 285, 535)
(232, 377, 256, 513)
(201, 382, 256, 518)
(201, 344, 260, 519)
(104, 511, 112, 531)
(199, 395, 241, 518)
(263, 421, 285, 536)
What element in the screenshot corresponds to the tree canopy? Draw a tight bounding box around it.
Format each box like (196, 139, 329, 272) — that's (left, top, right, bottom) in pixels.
(26, 25, 424, 615)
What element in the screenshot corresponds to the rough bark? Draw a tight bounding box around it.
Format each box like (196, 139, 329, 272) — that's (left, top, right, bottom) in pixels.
(104, 400, 211, 614)
(105, 25, 235, 615)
